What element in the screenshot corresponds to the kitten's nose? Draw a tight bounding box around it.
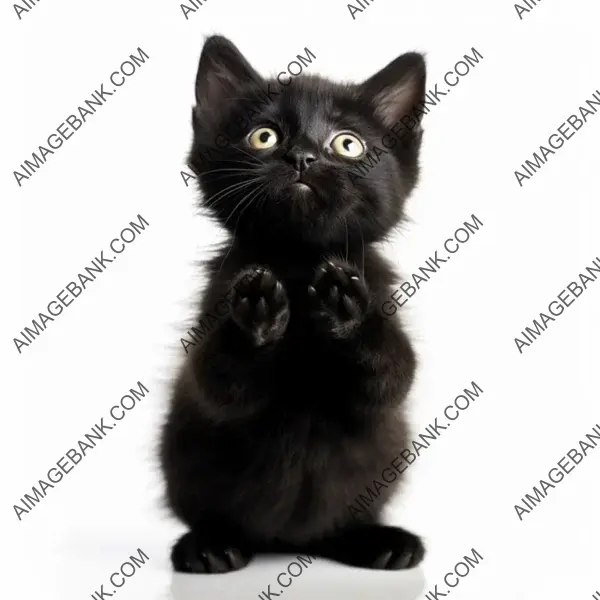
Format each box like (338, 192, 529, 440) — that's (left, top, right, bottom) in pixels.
(285, 146, 317, 172)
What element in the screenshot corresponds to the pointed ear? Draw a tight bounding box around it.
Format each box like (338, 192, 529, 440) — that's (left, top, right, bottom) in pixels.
(360, 52, 426, 130)
(194, 35, 263, 115)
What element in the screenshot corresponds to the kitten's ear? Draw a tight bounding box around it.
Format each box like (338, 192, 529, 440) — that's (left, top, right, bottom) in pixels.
(194, 35, 262, 113)
(360, 52, 426, 130)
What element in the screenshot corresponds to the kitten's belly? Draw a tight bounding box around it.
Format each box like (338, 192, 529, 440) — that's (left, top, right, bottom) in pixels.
(231, 408, 407, 544)
(200, 308, 412, 542)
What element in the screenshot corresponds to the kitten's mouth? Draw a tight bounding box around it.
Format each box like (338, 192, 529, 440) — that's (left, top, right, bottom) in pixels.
(291, 174, 315, 193)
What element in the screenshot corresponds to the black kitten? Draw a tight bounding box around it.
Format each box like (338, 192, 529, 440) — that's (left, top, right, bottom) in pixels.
(160, 35, 427, 574)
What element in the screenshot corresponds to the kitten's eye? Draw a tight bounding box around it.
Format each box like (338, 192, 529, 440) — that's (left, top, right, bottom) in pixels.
(330, 132, 365, 158)
(248, 127, 279, 149)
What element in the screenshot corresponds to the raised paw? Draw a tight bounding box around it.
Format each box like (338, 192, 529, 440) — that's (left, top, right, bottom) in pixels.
(171, 531, 253, 574)
(308, 258, 369, 338)
(230, 266, 290, 347)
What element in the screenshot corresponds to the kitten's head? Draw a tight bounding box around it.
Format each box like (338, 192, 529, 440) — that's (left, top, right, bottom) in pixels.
(189, 35, 426, 250)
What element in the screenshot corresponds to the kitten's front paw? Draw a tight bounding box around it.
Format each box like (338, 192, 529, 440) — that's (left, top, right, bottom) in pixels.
(308, 258, 369, 338)
(231, 267, 290, 347)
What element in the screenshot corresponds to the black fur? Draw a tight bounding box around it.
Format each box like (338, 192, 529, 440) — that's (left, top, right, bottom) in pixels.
(160, 35, 427, 573)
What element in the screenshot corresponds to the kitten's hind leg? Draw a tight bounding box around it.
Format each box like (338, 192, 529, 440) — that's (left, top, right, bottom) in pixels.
(312, 524, 424, 570)
(171, 519, 254, 574)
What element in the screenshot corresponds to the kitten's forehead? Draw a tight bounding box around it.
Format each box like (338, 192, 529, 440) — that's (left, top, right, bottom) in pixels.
(271, 75, 357, 136)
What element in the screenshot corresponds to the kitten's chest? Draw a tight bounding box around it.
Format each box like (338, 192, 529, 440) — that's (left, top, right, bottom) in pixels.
(283, 272, 316, 319)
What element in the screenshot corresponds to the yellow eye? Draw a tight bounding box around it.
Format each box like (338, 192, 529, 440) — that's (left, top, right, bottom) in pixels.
(330, 132, 365, 158)
(248, 127, 278, 149)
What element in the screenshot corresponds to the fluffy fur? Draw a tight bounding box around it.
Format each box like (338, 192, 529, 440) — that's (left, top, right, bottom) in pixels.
(159, 35, 427, 573)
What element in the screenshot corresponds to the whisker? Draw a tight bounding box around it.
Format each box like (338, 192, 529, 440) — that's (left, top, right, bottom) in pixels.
(257, 187, 270, 213)
(353, 214, 365, 276)
(218, 232, 238, 275)
(234, 181, 269, 224)
(201, 170, 260, 183)
(223, 180, 266, 227)
(344, 216, 349, 262)
(205, 185, 261, 219)
(204, 178, 262, 210)
(359, 223, 365, 276)
(206, 174, 257, 184)
(218, 96, 265, 103)
(193, 152, 263, 169)
(204, 178, 257, 205)
(236, 146, 266, 166)
(222, 159, 264, 168)
(200, 168, 258, 177)
(218, 182, 268, 273)
(221, 157, 264, 168)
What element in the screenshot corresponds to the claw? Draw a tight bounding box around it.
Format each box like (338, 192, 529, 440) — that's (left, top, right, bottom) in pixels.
(237, 297, 250, 318)
(256, 297, 268, 319)
(325, 260, 342, 274)
(335, 269, 350, 287)
(342, 294, 360, 319)
(234, 294, 247, 306)
(372, 550, 394, 570)
(313, 265, 328, 284)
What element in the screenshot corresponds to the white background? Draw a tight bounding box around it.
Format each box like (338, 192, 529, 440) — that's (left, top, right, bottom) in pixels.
(1, 0, 599, 598)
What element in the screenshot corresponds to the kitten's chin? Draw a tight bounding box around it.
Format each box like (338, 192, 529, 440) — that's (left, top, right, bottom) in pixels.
(289, 182, 325, 214)
(292, 182, 312, 193)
